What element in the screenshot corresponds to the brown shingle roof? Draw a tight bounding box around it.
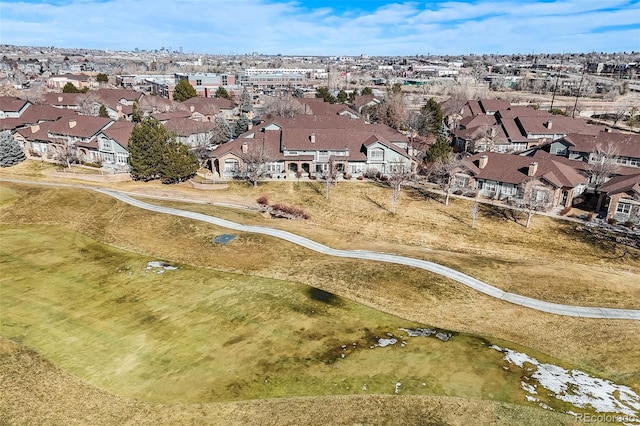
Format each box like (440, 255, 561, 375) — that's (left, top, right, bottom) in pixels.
(598, 173, 640, 196)
(163, 117, 216, 137)
(101, 121, 135, 148)
(0, 96, 30, 113)
(44, 93, 84, 107)
(564, 132, 640, 158)
(516, 115, 603, 137)
(466, 151, 587, 188)
(479, 99, 511, 113)
(47, 116, 112, 138)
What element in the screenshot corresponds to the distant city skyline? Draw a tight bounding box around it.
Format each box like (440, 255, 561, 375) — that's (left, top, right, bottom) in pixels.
(1, 0, 639, 56)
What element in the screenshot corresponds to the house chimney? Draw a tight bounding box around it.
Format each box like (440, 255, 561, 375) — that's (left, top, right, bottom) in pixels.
(58, 96, 63, 102)
(30, 124, 40, 134)
(604, 127, 612, 133)
(528, 161, 538, 177)
(241, 142, 248, 153)
(545, 120, 552, 129)
(478, 155, 488, 169)
(68, 119, 77, 128)
(190, 105, 195, 112)
(310, 133, 316, 143)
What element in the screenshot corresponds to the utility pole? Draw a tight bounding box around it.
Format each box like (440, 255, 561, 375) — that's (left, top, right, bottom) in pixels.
(549, 52, 564, 113)
(572, 63, 586, 118)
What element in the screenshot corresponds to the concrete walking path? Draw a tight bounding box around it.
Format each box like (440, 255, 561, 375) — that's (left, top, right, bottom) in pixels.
(2, 178, 639, 320)
(95, 188, 640, 320)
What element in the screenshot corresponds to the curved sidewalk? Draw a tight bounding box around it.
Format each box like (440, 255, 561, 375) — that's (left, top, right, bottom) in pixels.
(92, 187, 640, 320)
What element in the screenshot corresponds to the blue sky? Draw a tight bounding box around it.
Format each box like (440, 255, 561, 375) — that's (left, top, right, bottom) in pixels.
(0, 0, 638, 55)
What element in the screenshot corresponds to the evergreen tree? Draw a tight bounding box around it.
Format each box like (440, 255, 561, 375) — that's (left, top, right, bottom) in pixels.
(98, 104, 109, 118)
(96, 73, 108, 83)
(211, 116, 233, 144)
(215, 86, 231, 100)
(131, 100, 143, 123)
(128, 119, 170, 181)
(159, 140, 199, 184)
(62, 82, 80, 93)
(347, 90, 357, 104)
(316, 87, 337, 104)
(361, 87, 373, 95)
(337, 89, 348, 104)
(424, 134, 452, 164)
(0, 131, 26, 167)
(421, 97, 444, 136)
(240, 90, 253, 113)
(234, 113, 251, 137)
(172, 79, 197, 102)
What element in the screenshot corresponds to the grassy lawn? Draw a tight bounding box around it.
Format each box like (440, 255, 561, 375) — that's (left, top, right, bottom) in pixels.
(1, 338, 578, 426)
(0, 223, 571, 404)
(0, 170, 638, 423)
(128, 179, 640, 310)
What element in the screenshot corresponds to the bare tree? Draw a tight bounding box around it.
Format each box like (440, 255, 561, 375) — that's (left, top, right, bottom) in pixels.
(54, 143, 79, 169)
(470, 197, 480, 228)
(237, 143, 273, 187)
(321, 158, 339, 199)
(590, 143, 620, 188)
(430, 152, 464, 205)
(517, 179, 553, 228)
(262, 95, 305, 118)
(404, 111, 426, 143)
(387, 161, 412, 214)
(77, 92, 102, 116)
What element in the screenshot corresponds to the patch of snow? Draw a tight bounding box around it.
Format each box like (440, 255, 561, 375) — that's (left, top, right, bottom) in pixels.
(362, 384, 368, 391)
(526, 395, 540, 402)
(522, 381, 537, 394)
(394, 382, 401, 394)
(378, 338, 398, 347)
(491, 346, 640, 419)
(399, 327, 436, 337)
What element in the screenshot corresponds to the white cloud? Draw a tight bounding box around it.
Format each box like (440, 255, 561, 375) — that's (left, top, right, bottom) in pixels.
(0, 0, 637, 54)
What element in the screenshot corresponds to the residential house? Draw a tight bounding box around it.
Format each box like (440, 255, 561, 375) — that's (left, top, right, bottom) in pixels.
(92, 88, 144, 121)
(181, 97, 224, 122)
(44, 116, 113, 160)
(210, 114, 415, 179)
(596, 173, 640, 224)
(457, 150, 589, 209)
(550, 131, 640, 168)
(80, 121, 134, 170)
(1, 104, 76, 132)
(0, 97, 32, 118)
(297, 98, 359, 118)
(163, 118, 216, 148)
(46, 73, 95, 91)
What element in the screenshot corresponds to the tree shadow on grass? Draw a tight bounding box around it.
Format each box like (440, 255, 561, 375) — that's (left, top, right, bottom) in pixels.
(407, 185, 445, 205)
(361, 189, 391, 213)
(479, 204, 525, 227)
(558, 223, 640, 261)
(306, 181, 324, 197)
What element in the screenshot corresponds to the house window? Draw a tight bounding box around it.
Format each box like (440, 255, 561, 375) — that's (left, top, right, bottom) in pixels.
(485, 181, 497, 193)
(224, 159, 239, 177)
(370, 148, 384, 161)
(196, 80, 202, 86)
(501, 185, 516, 195)
(555, 147, 568, 155)
(616, 202, 632, 215)
(454, 176, 469, 188)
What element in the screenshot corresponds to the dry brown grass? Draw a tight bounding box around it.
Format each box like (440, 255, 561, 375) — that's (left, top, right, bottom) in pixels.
(1, 181, 639, 393)
(0, 337, 580, 426)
